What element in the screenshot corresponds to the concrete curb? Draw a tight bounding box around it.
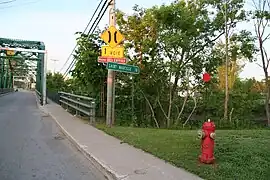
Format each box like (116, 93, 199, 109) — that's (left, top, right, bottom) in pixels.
(34, 93, 119, 180)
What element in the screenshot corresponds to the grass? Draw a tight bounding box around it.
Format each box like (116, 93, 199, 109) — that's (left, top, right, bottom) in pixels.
(96, 125, 270, 180)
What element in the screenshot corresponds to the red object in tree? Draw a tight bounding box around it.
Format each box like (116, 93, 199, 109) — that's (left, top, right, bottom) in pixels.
(198, 119, 216, 164)
(202, 73, 211, 82)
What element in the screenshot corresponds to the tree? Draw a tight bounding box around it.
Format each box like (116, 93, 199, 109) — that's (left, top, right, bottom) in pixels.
(116, 5, 168, 127)
(250, 78, 266, 93)
(219, 0, 251, 121)
(71, 31, 107, 117)
(114, 0, 248, 128)
(215, 30, 256, 90)
(217, 61, 241, 90)
(46, 72, 66, 92)
(72, 31, 107, 96)
(252, 0, 270, 126)
(150, 0, 247, 127)
(69, 0, 264, 128)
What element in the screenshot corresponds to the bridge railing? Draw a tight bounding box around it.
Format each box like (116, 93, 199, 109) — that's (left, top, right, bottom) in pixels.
(35, 89, 42, 104)
(59, 91, 96, 124)
(0, 88, 13, 95)
(47, 90, 60, 104)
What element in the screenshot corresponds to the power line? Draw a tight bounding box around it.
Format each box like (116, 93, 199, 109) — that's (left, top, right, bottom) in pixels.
(0, 0, 16, 5)
(63, 0, 111, 78)
(63, 1, 110, 78)
(0, 0, 42, 10)
(62, 0, 109, 77)
(86, 0, 108, 36)
(59, 0, 105, 73)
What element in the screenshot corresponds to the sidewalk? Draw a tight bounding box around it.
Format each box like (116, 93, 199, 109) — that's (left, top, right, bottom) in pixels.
(42, 100, 203, 180)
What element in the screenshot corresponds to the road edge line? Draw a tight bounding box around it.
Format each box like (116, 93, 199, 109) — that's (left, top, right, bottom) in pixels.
(34, 94, 122, 180)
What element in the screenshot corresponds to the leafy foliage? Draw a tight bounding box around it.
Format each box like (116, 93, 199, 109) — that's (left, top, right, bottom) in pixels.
(71, 31, 107, 97)
(46, 72, 66, 92)
(50, 0, 268, 129)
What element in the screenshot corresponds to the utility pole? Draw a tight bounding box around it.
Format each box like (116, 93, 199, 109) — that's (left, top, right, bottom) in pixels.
(106, 0, 116, 127)
(50, 59, 59, 74)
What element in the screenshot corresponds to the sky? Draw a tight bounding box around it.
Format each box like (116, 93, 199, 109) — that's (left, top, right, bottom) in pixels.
(0, 0, 268, 80)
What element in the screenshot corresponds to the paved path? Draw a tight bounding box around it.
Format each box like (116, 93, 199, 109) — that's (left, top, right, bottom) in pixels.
(0, 91, 106, 180)
(44, 98, 203, 180)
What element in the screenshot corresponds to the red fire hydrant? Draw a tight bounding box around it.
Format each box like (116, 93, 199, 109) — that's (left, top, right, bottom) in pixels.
(197, 119, 216, 164)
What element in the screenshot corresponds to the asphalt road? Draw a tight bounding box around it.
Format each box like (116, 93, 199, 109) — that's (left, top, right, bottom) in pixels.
(0, 91, 106, 180)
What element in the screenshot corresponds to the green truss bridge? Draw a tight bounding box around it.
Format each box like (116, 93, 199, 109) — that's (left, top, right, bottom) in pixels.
(0, 37, 47, 105)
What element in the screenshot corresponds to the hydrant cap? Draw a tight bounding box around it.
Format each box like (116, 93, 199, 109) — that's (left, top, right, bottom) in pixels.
(202, 120, 215, 131)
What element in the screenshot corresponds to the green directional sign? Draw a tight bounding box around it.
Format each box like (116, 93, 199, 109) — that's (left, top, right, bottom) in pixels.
(107, 62, 140, 74)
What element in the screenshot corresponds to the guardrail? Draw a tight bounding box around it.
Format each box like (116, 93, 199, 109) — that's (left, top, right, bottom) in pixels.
(35, 89, 42, 104)
(47, 90, 60, 104)
(0, 88, 14, 95)
(59, 91, 96, 124)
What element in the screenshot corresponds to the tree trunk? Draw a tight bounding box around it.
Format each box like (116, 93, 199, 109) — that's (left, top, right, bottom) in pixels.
(167, 73, 180, 127)
(141, 90, 159, 128)
(157, 98, 170, 125)
(100, 81, 105, 117)
(264, 73, 270, 127)
(265, 90, 270, 127)
(175, 94, 188, 126)
(224, 3, 229, 121)
(183, 96, 197, 127)
(166, 59, 178, 128)
(167, 87, 172, 128)
(258, 35, 270, 126)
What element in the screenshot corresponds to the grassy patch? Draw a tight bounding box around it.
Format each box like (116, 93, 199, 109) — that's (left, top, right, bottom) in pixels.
(97, 125, 270, 180)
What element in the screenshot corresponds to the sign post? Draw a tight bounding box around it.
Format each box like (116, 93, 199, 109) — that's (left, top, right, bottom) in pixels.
(101, 0, 118, 127)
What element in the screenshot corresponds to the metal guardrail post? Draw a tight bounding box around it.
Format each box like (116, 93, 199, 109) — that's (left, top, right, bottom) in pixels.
(90, 101, 96, 124)
(35, 89, 42, 105)
(75, 97, 79, 116)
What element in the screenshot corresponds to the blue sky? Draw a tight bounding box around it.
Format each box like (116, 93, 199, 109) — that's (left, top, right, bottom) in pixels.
(0, 0, 268, 80)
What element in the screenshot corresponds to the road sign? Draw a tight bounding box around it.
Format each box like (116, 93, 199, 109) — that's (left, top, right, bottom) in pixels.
(6, 50, 15, 56)
(100, 26, 125, 48)
(107, 62, 140, 74)
(101, 45, 124, 58)
(98, 56, 126, 64)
